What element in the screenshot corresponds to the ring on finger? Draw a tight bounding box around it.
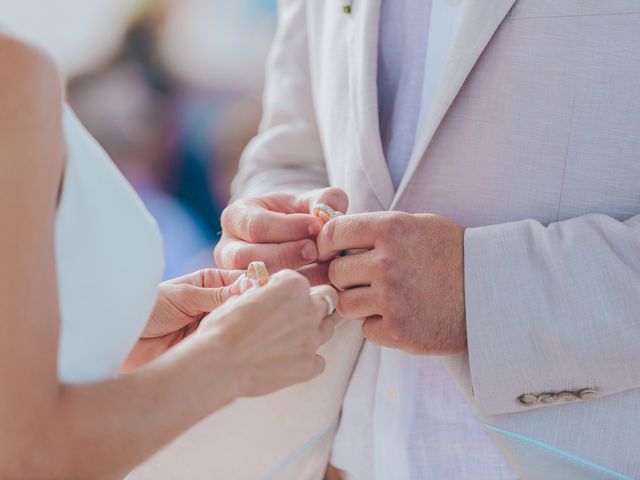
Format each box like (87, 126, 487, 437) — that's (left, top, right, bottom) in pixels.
(321, 294, 336, 316)
(313, 203, 339, 224)
(247, 261, 269, 286)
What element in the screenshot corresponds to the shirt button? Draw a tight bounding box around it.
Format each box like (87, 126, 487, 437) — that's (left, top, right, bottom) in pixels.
(516, 393, 538, 407)
(387, 387, 398, 404)
(578, 388, 599, 401)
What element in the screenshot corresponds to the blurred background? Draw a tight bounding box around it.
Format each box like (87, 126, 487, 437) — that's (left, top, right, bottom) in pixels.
(0, 0, 277, 279)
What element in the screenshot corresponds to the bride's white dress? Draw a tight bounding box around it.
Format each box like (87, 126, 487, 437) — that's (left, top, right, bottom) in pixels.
(55, 106, 362, 479)
(55, 107, 163, 383)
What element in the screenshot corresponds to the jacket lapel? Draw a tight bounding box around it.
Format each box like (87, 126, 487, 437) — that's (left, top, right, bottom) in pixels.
(349, 0, 395, 210)
(391, 0, 517, 208)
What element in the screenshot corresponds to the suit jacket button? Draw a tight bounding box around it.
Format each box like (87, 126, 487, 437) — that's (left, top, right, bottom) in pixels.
(558, 391, 578, 401)
(517, 393, 538, 406)
(538, 393, 558, 404)
(578, 388, 598, 401)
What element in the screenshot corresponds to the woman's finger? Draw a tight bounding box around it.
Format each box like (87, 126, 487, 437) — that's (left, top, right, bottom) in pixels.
(161, 269, 245, 288)
(194, 269, 245, 288)
(187, 284, 238, 313)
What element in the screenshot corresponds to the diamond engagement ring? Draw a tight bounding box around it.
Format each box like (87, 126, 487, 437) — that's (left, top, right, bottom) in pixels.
(313, 203, 339, 224)
(247, 261, 269, 286)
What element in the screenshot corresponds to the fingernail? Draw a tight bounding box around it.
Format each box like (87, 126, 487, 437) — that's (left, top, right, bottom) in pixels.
(301, 242, 318, 261)
(308, 220, 322, 236)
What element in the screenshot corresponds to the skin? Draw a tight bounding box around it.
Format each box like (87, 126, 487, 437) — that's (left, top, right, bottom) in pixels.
(215, 187, 349, 285)
(217, 194, 467, 355)
(122, 269, 245, 372)
(317, 212, 467, 355)
(0, 35, 339, 479)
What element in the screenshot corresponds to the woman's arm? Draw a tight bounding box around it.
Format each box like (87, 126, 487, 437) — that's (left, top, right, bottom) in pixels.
(0, 36, 337, 479)
(0, 36, 234, 479)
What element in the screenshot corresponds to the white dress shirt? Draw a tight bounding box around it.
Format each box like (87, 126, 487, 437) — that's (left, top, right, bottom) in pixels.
(331, 1, 520, 478)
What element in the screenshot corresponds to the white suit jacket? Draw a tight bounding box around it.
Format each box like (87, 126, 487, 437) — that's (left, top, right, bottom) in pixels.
(132, 1, 640, 479)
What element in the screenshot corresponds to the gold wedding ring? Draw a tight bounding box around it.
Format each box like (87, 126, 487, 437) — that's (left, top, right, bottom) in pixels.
(247, 261, 269, 286)
(313, 203, 339, 224)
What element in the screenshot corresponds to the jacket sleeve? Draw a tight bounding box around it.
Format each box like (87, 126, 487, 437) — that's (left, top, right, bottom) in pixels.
(231, 0, 328, 200)
(464, 213, 640, 417)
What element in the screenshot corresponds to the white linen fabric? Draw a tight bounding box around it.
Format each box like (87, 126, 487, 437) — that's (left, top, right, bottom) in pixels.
(55, 107, 163, 383)
(136, 1, 640, 479)
(331, 0, 518, 478)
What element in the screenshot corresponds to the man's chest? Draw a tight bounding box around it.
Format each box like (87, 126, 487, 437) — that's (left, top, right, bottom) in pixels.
(306, 1, 640, 227)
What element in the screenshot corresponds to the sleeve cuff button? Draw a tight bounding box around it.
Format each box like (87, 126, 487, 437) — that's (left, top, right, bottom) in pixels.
(578, 388, 599, 401)
(558, 391, 578, 401)
(516, 393, 539, 406)
(538, 393, 558, 404)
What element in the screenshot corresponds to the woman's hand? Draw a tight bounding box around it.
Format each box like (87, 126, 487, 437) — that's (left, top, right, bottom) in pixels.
(197, 269, 339, 398)
(122, 269, 247, 372)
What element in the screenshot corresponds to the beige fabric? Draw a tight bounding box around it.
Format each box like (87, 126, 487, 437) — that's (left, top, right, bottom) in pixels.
(135, 1, 640, 478)
(130, 319, 363, 480)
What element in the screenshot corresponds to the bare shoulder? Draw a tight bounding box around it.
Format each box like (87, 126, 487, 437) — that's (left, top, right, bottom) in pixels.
(0, 34, 62, 100)
(0, 34, 65, 202)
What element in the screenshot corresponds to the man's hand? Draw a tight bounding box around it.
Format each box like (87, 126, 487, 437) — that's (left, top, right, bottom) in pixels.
(317, 212, 466, 355)
(214, 187, 348, 283)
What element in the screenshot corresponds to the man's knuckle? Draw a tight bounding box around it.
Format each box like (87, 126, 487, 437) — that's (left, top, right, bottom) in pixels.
(336, 293, 350, 316)
(220, 205, 235, 230)
(336, 292, 352, 313)
(230, 244, 254, 269)
(213, 243, 226, 267)
(373, 253, 396, 272)
(245, 215, 265, 243)
(327, 259, 341, 285)
(322, 218, 337, 244)
(387, 216, 404, 235)
(384, 212, 410, 238)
